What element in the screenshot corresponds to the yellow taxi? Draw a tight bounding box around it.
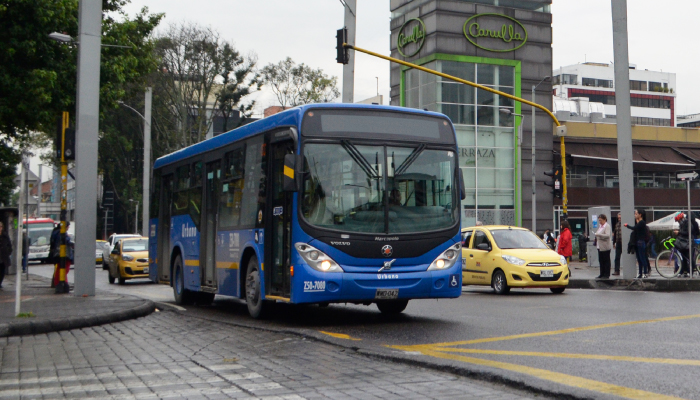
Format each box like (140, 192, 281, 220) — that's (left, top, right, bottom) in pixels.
(461, 226, 569, 294)
(108, 237, 149, 285)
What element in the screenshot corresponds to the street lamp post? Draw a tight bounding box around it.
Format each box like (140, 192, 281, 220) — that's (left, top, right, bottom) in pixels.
(531, 76, 550, 234)
(500, 108, 524, 226)
(129, 199, 139, 235)
(118, 88, 152, 238)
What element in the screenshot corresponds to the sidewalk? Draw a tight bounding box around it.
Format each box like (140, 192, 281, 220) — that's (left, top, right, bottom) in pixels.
(0, 274, 155, 337)
(568, 261, 700, 291)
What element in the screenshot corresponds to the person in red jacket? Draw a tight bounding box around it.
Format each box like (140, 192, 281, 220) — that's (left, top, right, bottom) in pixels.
(557, 220, 573, 264)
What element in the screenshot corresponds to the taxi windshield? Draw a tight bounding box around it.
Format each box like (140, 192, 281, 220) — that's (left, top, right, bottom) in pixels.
(122, 239, 148, 252)
(490, 229, 548, 250)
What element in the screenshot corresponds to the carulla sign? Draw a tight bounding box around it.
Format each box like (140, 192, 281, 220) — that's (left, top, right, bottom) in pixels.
(463, 13, 527, 52)
(397, 18, 426, 57)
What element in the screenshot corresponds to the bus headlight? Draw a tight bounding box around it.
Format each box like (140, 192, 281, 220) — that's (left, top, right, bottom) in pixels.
(428, 243, 461, 271)
(295, 243, 344, 273)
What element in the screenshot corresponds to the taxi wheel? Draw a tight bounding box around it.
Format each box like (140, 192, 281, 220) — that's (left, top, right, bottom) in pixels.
(118, 277, 126, 285)
(492, 270, 510, 294)
(376, 300, 409, 314)
(550, 287, 566, 294)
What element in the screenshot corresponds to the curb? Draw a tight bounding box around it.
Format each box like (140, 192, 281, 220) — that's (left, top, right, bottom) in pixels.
(568, 278, 700, 291)
(0, 300, 156, 338)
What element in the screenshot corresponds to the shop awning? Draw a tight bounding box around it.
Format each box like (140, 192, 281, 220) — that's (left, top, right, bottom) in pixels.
(563, 142, 696, 172)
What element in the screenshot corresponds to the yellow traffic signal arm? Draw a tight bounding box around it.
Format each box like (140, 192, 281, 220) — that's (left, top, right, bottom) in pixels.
(344, 44, 568, 216)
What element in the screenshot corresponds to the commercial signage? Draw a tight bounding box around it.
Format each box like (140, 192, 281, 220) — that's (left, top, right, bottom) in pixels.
(397, 18, 426, 58)
(463, 13, 527, 53)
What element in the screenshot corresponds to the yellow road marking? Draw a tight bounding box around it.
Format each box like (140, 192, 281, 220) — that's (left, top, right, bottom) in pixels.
(430, 347, 700, 367)
(319, 331, 361, 341)
(419, 348, 682, 400)
(422, 313, 700, 347)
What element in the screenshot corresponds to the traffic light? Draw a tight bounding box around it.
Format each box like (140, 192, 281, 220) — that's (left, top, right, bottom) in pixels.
(55, 116, 75, 160)
(336, 28, 348, 64)
(544, 165, 563, 199)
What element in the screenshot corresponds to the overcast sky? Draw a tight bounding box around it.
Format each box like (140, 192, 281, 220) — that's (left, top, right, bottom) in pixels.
(30, 0, 700, 177)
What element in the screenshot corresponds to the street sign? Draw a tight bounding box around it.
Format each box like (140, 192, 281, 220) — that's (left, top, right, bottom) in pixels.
(676, 171, 698, 181)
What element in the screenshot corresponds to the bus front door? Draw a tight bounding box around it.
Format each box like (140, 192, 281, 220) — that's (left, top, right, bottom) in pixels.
(265, 140, 294, 298)
(200, 161, 220, 290)
(157, 175, 173, 283)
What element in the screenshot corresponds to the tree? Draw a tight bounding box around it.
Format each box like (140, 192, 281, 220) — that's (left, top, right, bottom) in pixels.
(261, 57, 340, 108)
(215, 43, 261, 133)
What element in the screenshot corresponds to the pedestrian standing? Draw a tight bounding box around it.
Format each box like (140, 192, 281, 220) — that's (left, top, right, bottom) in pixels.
(594, 214, 612, 279)
(613, 213, 623, 276)
(50, 222, 72, 288)
(543, 229, 556, 250)
(557, 221, 573, 264)
(625, 209, 650, 278)
(0, 222, 12, 289)
(674, 212, 699, 277)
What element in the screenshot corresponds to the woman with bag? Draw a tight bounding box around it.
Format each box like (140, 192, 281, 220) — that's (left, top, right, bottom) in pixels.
(594, 214, 612, 279)
(625, 209, 650, 278)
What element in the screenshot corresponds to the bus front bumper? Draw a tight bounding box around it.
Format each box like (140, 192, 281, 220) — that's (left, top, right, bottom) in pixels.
(289, 263, 462, 304)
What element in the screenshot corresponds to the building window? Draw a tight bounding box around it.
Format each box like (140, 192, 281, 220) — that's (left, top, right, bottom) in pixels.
(630, 80, 647, 91)
(582, 78, 613, 88)
(404, 59, 517, 227)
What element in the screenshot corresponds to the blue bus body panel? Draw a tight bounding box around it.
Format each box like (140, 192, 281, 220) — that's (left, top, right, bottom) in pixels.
(214, 229, 265, 298)
(170, 214, 201, 292)
(148, 218, 158, 283)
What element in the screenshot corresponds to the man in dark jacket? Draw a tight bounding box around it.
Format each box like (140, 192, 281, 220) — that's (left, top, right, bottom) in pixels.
(613, 213, 623, 275)
(676, 213, 699, 276)
(0, 221, 13, 288)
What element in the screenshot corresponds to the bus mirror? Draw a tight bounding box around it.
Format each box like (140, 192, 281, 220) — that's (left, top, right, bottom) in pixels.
(459, 169, 466, 200)
(283, 154, 300, 192)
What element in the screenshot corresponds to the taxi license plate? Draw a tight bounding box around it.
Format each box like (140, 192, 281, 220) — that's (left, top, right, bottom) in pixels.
(375, 289, 399, 300)
(143, 267, 149, 274)
(540, 269, 553, 278)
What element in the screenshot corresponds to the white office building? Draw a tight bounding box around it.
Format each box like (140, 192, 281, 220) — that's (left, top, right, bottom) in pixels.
(552, 62, 676, 127)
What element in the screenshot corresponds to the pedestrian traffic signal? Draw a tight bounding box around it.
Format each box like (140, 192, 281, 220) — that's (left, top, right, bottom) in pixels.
(55, 115, 75, 161)
(544, 166, 563, 199)
(336, 28, 348, 64)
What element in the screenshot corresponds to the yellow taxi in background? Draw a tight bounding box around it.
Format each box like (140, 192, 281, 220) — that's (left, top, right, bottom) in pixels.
(108, 237, 149, 285)
(461, 226, 569, 294)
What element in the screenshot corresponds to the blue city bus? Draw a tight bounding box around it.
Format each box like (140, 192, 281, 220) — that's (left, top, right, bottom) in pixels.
(149, 103, 464, 318)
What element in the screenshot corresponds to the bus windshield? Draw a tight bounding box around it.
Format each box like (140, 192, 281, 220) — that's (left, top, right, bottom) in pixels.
(28, 223, 54, 246)
(301, 142, 457, 234)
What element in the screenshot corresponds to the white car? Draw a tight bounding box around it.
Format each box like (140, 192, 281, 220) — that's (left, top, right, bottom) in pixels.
(102, 233, 140, 270)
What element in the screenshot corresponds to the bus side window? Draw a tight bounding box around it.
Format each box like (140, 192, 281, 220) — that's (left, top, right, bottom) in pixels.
(219, 147, 245, 228)
(173, 165, 190, 215)
(188, 161, 203, 229)
(240, 135, 265, 228)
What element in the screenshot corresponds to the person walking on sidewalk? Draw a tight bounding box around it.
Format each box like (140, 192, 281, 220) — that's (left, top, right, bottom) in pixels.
(625, 209, 650, 278)
(557, 221, 573, 265)
(0, 222, 12, 289)
(594, 214, 612, 279)
(674, 212, 699, 277)
(613, 213, 623, 276)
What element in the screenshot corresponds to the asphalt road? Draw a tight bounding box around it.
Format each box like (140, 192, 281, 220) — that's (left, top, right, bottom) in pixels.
(30, 262, 700, 400)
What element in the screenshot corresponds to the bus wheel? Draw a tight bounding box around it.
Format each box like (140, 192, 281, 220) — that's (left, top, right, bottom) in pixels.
(173, 256, 193, 305)
(376, 300, 409, 314)
(197, 292, 215, 306)
(245, 256, 270, 319)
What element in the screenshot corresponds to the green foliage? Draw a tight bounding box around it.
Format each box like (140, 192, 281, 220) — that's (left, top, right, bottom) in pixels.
(215, 43, 261, 133)
(16, 311, 35, 318)
(0, 141, 20, 205)
(261, 57, 340, 108)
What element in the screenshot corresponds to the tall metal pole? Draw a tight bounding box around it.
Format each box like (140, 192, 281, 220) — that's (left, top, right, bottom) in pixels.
(135, 202, 139, 235)
(531, 86, 537, 233)
(142, 87, 152, 237)
(517, 119, 523, 226)
(14, 156, 27, 316)
(688, 182, 693, 278)
(73, 0, 102, 296)
(56, 112, 70, 294)
(611, 0, 637, 279)
(342, 0, 356, 103)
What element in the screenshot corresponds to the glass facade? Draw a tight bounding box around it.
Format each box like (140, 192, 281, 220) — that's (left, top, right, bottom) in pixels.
(403, 59, 517, 227)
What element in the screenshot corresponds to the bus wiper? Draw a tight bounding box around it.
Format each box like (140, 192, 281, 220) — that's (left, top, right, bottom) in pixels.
(394, 144, 426, 176)
(340, 140, 379, 179)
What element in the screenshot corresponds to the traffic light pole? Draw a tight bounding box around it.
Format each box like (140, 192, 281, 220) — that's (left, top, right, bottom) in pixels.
(56, 112, 70, 294)
(344, 44, 568, 217)
(341, 0, 356, 103)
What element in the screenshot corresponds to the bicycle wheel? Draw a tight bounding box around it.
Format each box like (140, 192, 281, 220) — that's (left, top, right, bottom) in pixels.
(655, 250, 680, 279)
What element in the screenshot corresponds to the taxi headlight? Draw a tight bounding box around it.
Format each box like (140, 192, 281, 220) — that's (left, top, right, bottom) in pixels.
(295, 243, 344, 273)
(560, 255, 567, 266)
(428, 243, 462, 271)
(501, 255, 525, 266)
(122, 254, 134, 262)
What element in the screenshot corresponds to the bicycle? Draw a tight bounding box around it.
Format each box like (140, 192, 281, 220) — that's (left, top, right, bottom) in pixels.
(654, 237, 700, 278)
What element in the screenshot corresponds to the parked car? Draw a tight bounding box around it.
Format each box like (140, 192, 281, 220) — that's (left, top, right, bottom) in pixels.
(96, 240, 108, 265)
(102, 233, 140, 270)
(108, 237, 149, 285)
(461, 225, 569, 294)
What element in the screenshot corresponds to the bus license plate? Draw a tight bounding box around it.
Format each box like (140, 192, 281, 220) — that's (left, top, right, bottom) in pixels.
(540, 269, 553, 278)
(375, 289, 399, 300)
(143, 267, 149, 274)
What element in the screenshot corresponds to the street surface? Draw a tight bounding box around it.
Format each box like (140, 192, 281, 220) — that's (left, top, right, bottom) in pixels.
(28, 262, 700, 399)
